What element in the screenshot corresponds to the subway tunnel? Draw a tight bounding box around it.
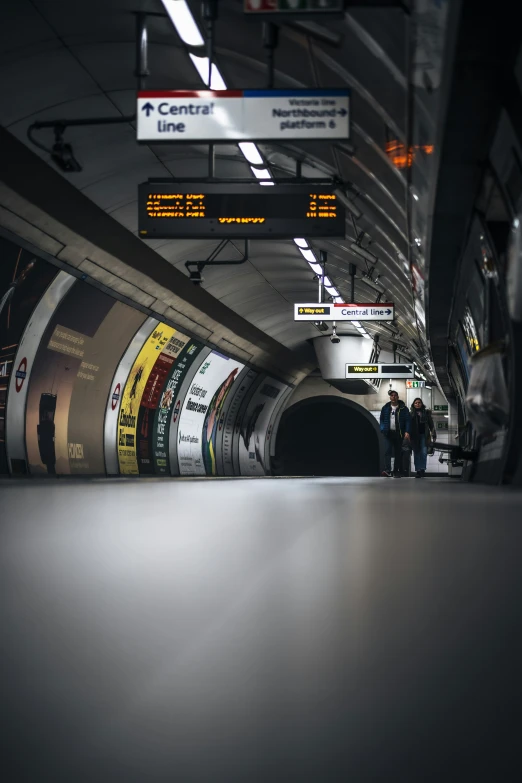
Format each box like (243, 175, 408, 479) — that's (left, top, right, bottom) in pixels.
(1, 1, 522, 780)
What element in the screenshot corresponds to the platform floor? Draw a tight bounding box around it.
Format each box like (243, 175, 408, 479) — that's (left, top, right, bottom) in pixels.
(1, 477, 521, 781)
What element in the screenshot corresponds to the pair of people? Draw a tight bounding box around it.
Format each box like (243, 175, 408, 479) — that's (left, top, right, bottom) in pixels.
(380, 391, 436, 477)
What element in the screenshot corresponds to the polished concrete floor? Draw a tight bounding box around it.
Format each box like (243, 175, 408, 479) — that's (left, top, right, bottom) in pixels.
(1, 477, 521, 781)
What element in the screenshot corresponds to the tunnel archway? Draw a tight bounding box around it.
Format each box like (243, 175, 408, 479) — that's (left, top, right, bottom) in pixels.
(274, 396, 383, 477)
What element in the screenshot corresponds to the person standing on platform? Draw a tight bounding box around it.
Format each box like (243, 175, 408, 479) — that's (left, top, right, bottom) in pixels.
(380, 389, 411, 477)
(410, 397, 436, 478)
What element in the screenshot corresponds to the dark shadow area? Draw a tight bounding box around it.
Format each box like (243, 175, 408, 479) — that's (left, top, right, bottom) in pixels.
(274, 396, 382, 476)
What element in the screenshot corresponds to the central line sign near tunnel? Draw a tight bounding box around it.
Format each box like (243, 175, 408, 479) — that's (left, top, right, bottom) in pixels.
(294, 303, 395, 321)
(136, 89, 350, 142)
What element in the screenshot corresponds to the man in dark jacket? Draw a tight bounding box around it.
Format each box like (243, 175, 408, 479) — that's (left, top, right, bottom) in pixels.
(380, 390, 411, 477)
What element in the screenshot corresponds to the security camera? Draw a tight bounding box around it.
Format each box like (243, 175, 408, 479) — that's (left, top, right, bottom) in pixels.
(189, 269, 204, 285)
(51, 127, 82, 173)
(330, 326, 340, 344)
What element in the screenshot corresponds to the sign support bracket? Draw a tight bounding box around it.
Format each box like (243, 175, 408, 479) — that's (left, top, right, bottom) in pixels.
(185, 239, 250, 285)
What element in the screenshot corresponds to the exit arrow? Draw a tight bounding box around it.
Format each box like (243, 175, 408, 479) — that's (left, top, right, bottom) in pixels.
(141, 102, 154, 117)
(337, 108, 347, 117)
(385, 308, 392, 315)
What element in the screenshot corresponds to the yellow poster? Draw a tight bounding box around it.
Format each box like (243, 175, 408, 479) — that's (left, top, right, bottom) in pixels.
(118, 323, 175, 474)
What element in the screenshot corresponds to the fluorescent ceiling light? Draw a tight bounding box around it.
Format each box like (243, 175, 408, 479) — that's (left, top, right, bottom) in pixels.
(239, 142, 264, 165)
(189, 54, 227, 90)
(293, 238, 309, 248)
(251, 167, 272, 180)
(299, 248, 316, 263)
(162, 0, 205, 47)
(325, 286, 337, 295)
(334, 296, 344, 303)
(361, 333, 371, 339)
(352, 320, 361, 327)
(260, 181, 275, 186)
(309, 262, 322, 275)
(323, 276, 332, 287)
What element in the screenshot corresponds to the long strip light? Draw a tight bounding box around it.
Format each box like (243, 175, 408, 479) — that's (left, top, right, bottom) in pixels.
(161, 0, 205, 47)
(239, 142, 264, 165)
(164, 1, 350, 328)
(189, 54, 227, 90)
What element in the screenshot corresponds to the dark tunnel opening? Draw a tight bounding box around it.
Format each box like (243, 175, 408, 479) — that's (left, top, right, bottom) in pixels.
(274, 396, 382, 477)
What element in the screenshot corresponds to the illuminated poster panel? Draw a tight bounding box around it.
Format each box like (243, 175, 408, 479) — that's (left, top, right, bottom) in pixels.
(136, 331, 191, 474)
(238, 377, 288, 476)
(0, 236, 59, 473)
(104, 317, 158, 475)
(25, 283, 145, 476)
(217, 367, 258, 476)
(118, 323, 175, 475)
(177, 350, 244, 476)
(6, 271, 75, 475)
(152, 339, 204, 475)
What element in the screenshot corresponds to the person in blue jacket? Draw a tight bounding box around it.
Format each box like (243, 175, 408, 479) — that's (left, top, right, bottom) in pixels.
(380, 389, 411, 477)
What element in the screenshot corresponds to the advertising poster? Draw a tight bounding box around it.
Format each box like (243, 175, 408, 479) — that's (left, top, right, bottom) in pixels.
(117, 323, 175, 475)
(177, 350, 244, 476)
(0, 236, 59, 473)
(6, 271, 75, 475)
(103, 317, 158, 475)
(136, 331, 190, 474)
(238, 377, 288, 476)
(218, 367, 258, 476)
(152, 339, 204, 475)
(25, 282, 145, 476)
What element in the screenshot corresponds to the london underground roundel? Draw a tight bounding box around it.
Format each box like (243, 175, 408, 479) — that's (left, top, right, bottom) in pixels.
(15, 357, 28, 393)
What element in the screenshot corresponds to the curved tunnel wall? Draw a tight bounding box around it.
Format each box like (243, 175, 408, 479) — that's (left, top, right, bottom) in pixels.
(0, 231, 291, 478)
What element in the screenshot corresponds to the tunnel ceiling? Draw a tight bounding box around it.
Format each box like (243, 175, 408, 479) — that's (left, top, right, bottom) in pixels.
(0, 0, 424, 362)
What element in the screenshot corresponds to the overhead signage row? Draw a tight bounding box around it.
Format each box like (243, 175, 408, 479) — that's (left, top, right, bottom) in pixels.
(137, 89, 350, 143)
(406, 379, 425, 388)
(294, 302, 395, 322)
(138, 183, 345, 239)
(345, 364, 415, 379)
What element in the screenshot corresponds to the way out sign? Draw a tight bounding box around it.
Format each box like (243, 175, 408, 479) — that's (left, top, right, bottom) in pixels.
(346, 363, 415, 379)
(294, 302, 395, 322)
(137, 89, 350, 142)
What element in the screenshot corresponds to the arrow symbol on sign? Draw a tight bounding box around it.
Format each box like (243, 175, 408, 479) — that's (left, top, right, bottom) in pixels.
(385, 309, 392, 315)
(337, 108, 347, 117)
(141, 102, 154, 117)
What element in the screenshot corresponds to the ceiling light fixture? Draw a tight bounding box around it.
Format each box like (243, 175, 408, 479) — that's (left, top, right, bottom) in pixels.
(189, 54, 227, 90)
(161, 0, 205, 47)
(239, 142, 264, 165)
(299, 248, 316, 264)
(293, 238, 309, 249)
(251, 166, 272, 180)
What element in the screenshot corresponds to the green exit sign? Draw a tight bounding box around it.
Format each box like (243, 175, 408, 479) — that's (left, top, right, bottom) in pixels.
(434, 405, 449, 412)
(437, 422, 449, 430)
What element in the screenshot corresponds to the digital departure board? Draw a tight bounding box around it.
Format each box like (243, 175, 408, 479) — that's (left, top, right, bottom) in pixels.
(138, 183, 346, 239)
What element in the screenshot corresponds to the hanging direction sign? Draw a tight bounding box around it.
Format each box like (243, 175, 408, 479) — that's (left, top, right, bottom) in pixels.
(294, 302, 395, 321)
(137, 89, 350, 142)
(346, 363, 415, 379)
(138, 183, 345, 239)
(406, 379, 425, 388)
